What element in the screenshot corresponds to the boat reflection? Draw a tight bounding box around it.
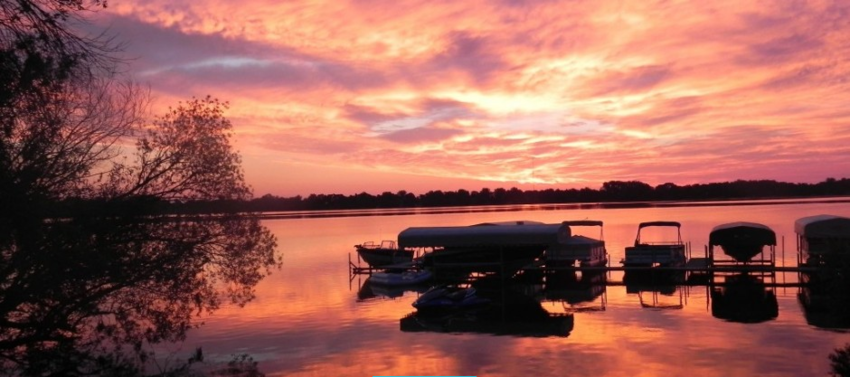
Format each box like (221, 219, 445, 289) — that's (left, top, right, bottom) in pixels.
(400, 278, 574, 337)
(623, 270, 685, 296)
(711, 273, 778, 323)
(798, 271, 850, 330)
(356, 276, 432, 301)
(623, 270, 686, 309)
(543, 270, 607, 312)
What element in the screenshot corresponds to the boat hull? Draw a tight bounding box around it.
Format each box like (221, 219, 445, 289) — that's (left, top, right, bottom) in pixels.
(546, 237, 607, 267)
(623, 244, 686, 267)
(720, 244, 764, 262)
(355, 246, 413, 267)
(412, 286, 491, 313)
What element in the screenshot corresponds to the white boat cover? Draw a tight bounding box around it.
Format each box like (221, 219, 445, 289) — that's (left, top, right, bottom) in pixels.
(398, 222, 571, 248)
(794, 215, 850, 238)
(709, 222, 776, 246)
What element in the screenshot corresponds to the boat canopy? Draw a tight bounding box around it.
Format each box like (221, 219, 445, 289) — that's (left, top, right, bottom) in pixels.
(709, 222, 776, 247)
(794, 215, 850, 239)
(562, 220, 603, 227)
(398, 222, 571, 249)
(563, 235, 603, 246)
(562, 220, 604, 239)
(475, 220, 545, 226)
(638, 221, 681, 228)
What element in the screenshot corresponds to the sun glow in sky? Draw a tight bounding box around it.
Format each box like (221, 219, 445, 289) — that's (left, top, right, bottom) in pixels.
(94, 0, 850, 196)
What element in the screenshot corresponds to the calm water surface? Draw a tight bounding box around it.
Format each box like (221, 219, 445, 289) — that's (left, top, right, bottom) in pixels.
(175, 199, 850, 376)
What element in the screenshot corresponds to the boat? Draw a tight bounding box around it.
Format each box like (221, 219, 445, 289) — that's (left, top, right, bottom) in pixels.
(709, 222, 776, 262)
(398, 221, 570, 272)
(545, 220, 607, 267)
(354, 240, 413, 267)
(795, 214, 850, 266)
(412, 285, 491, 313)
(369, 269, 432, 286)
(622, 221, 686, 267)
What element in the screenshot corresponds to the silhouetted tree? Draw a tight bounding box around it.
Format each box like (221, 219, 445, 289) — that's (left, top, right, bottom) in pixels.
(1, 3, 277, 374)
(1, 0, 146, 223)
(601, 180, 654, 201)
(103, 97, 249, 203)
(831, 344, 850, 377)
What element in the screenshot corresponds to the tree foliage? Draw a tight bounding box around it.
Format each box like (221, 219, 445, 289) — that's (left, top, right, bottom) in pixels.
(226, 178, 850, 213)
(2, 0, 251, 213)
(1, 2, 278, 375)
(105, 97, 250, 202)
(1, 0, 137, 219)
(1, 0, 112, 75)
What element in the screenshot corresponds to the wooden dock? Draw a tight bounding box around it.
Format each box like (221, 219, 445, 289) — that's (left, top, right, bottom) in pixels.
(350, 255, 822, 275)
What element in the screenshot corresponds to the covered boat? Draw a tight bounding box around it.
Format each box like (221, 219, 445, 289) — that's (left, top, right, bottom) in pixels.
(545, 220, 607, 267)
(795, 214, 850, 266)
(709, 222, 776, 262)
(622, 221, 686, 267)
(354, 240, 413, 267)
(412, 285, 491, 312)
(398, 221, 570, 272)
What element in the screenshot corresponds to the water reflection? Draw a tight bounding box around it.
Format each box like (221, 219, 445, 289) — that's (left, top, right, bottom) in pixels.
(0, 216, 277, 375)
(623, 270, 686, 296)
(542, 270, 607, 312)
(798, 271, 850, 330)
(250, 200, 850, 376)
(356, 276, 430, 301)
(400, 277, 574, 338)
(711, 273, 778, 323)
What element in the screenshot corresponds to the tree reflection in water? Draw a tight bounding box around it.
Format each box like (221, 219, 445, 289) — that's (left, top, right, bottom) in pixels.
(0, 215, 278, 375)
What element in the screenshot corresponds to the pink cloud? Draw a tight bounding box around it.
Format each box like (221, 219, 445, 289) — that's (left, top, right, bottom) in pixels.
(90, 1, 850, 196)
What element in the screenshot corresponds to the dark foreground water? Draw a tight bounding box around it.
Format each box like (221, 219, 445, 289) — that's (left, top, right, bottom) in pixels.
(174, 198, 850, 376)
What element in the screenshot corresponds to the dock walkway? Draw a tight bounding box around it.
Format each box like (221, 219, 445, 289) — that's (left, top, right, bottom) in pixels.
(350, 254, 821, 275)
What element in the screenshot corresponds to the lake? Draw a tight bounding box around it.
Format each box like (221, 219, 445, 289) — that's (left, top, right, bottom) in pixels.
(174, 198, 850, 376)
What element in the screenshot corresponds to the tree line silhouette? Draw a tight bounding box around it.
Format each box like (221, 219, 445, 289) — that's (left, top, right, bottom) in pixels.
(66, 177, 847, 215)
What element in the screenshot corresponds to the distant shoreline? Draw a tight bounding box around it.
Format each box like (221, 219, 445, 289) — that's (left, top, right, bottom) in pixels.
(250, 195, 850, 220)
(52, 178, 850, 220)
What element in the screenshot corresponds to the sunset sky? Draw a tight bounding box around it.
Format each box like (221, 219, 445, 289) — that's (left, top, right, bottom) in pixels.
(91, 0, 850, 197)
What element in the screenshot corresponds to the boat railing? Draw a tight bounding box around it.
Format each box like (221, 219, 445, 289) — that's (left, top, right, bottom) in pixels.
(380, 240, 397, 249)
(358, 240, 396, 249)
